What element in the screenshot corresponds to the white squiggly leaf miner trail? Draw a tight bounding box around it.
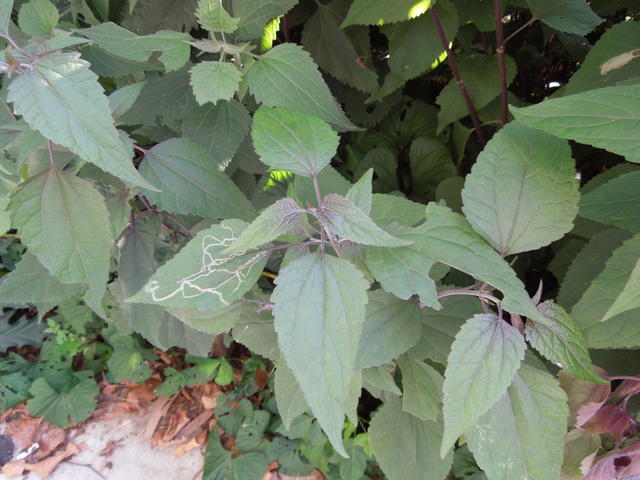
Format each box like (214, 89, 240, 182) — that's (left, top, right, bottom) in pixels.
(144, 224, 268, 305)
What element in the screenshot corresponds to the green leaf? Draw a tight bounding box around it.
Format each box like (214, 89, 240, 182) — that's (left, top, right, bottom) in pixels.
(409, 137, 457, 200)
(18, 0, 58, 35)
(526, 301, 605, 384)
(182, 100, 251, 166)
(27, 375, 99, 428)
(231, 307, 279, 360)
(526, 0, 602, 35)
(416, 295, 482, 364)
(564, 21, 640, 95)
(571, 234, 640, 348)
(558, 228, 631, 310)
(436, 54, 516, 133)
(109, 82, 146, 120)
(80, 22, 191, 72)
(579, 171, 640, 233)
(398, 354, 443, 422)
(122, 0, 198, 35)
(272, 252, 369, 456)
(362, 365, 402, 398)
(369, 397, 453, 480)
(251, 106, 339, 177)
(441, 314, 526, 457)
(342, 0, 432, 26)
(224, 198, 304, 253)
(346, 169, 374, 215)
(370, 193, 426, 227)
(140, 137, 255, 220)
(230, 0, 297, 40)
(318, 194, 412, 247)
(461, 121, 579, 255)
(106, 333, 153, 383)
(190, 62, 242, 106)
(0, 371, 31, 410)
(0, 314, 45, 350)
(301, 1, 378, 93)
(196, 0, 238, 33)
(7, 52, 154, 189)
(511, 84, 640, 163)
(365, 223, 440, 308)
(128, 220, 268, 311)
(381, 0, 458, 81)
(0, 0, 13, 33)
(0, 253, 83, 306)
(414, 204, 547, 325)
(356, 290, 422, 369)
(9, 168, 112, 313)
(247, 43, 358, 131)
(168, 302, 249, 335)
(467, 364, 569, 480)
(275, 359, 309, 429)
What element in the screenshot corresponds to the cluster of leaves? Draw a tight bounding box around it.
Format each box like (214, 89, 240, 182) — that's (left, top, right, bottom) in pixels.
(1, 0, 640, 478)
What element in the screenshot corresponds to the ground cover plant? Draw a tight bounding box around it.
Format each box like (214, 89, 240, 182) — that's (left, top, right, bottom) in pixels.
(0, 0, 640, 478)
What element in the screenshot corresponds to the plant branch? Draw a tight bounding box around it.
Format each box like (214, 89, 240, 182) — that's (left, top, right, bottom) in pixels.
(504, 17, 537, 44)
(138, 194, 194, 236)
(435, 288, 502, 305)
(236, 298, 273, 312)
(494, 0, 509, 125)
(47, 140, 56, 167)
(430, 6, 486, 147)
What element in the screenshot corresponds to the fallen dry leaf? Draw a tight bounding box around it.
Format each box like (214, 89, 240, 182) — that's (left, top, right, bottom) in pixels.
(2, 443, 80, 479)
(172, 437, 200, 457)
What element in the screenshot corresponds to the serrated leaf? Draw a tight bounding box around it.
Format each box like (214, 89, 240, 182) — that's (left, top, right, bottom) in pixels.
(413, 204, 548, 325)
(182, 100, 251, 165)
(580, 171, 640, 233)
(346, 168, 373, 215)
(362, 365, 402, 398)
(564, 21, 640, 95)
(441, 314, 526, 456)
(19, 0, 58, 35)
(7, 52, 154, 189)
(128, 220, 268, 311)
(230, 0, 297, 40)
(224, 198, 304, 253)
(381, 0, 458, 81)
(571, 234, 640, 348)
(9, 168, 112, 313)
(342, 0, 432, 27)
(247, 43, 358, 131)
(318, 194, 412, 247)
(80, 23, 191, 72)
(437, 53, 516, 133)
(190, 61, 242, 106)
(526, 0, 602, 35)
(511, 84, 640, 163)
(275, 359, 309, 429)
(398, 354, 443, 421)
(356, 290, 422, 369)
(251, 106, 339, 177)
(526, 301, 605, 384)
(467, 364, 569, 480)
(140, 137, 255, 220)
(365, 223, 440, 308)
(301, 0, 378, 93)
(0, 314, 45, 350)
(27, 376, 99, 428)
(369, 397, 453, 480)
(0, 253, 83, 306)
(196, 0, 238, 33)
(272, 252, 368, 456)
(462, 121, 579, 255)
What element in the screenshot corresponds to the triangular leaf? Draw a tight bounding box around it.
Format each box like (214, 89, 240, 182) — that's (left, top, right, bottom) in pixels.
(7, 52, 155, 189)
(346, 168, 373, 215)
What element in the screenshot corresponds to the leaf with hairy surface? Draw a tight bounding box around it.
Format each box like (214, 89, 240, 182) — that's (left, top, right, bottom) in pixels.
(196, 0, 238, 33)
(441, 314, 526, 456)
(272, 252, 368, 456)
(190, 62, 242, 105)
(467, 364, 569, 480)
(8, 53, 154, 190)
